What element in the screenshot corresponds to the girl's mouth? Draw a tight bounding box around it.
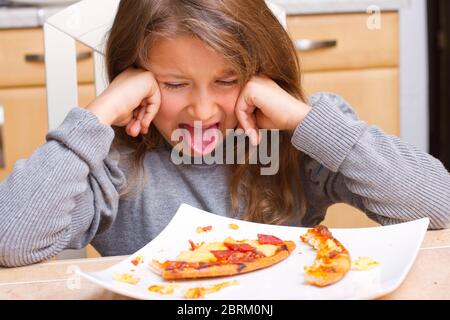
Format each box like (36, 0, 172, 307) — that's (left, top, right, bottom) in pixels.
(178, 122, 221, 156)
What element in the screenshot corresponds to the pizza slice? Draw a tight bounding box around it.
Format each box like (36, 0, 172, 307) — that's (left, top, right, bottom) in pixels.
(151, 234, 296, 280)
(300, 225, 351, 287)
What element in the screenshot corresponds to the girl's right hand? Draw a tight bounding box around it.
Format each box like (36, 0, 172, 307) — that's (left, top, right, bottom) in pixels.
(86, 68, 161, 137)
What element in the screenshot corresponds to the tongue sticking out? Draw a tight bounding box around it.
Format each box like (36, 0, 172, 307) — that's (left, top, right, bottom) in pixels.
(180, 124, 220, 156)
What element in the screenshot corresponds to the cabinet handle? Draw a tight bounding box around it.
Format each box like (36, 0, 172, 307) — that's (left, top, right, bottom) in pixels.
(0, 103, 4, 169)
(294, 39, 337, 52)
(24, 51, 92, 63)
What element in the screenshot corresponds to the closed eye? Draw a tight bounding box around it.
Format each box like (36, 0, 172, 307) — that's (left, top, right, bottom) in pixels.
(163, 83, 187, 90)
(216, 79, 238, 86)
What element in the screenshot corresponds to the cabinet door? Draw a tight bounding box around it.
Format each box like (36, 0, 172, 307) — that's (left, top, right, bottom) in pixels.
(302, 68, 399, 228)
(287, 12, 399, 72)
(0, 28, 94, 88)
(303, 68, 400, 135)
(0, 85, 96, 181)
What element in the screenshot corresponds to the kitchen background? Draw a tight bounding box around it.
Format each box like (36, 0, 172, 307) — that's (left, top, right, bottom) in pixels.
(0, 0, 448, 260)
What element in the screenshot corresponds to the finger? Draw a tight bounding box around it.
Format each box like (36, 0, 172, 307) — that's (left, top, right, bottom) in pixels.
(125, 119, 135, 136)
(235, 94, 259, 146)
(235, 123, 245, 135)
(126, 118, 141, 137)
(130, 119, 141, 137)
(140, 103, 158, 134)
(145, 81, 162, 115)
(137, 105, 146, 121)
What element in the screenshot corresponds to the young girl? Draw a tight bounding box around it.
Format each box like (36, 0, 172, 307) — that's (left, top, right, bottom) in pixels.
(0, 0, 449, 267)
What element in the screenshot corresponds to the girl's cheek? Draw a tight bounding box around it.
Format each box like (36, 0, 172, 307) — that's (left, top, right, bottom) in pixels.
(221, 88, 241, 125)
(152, 93, 186, 140)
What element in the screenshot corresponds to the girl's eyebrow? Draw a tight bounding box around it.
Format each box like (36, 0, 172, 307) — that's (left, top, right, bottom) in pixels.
(157, 73, 191, 80)
(157, 69, 237, 80)
(217, 69, 237, 77)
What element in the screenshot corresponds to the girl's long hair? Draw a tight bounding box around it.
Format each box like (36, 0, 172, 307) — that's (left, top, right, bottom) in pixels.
(106, 0, 307, 224)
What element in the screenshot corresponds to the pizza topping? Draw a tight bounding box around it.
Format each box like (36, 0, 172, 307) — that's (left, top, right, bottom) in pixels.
(131, 255, 144, 266)
(148, 284, 180, 295)
(257, 234, 284, 245)
(176, 248, 218, 263)
(210, 250, 235, 260)
(325, 239, 342, 253)
(213, 250, 263, 263)
(229, 223, 239, 230)
(224, 242, 256, 252)
(196, 225, 213, 233)
(184, 280, 239, 299)
(200, 241, 227, 251)
(255, 244, 279, 257)
(352, 256, 380, 271)
(113, 273, 140, 284)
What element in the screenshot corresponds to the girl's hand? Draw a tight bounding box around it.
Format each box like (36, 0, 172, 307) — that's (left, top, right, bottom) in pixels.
(86, 68, 161, 137)
(235, 76, 311, 145)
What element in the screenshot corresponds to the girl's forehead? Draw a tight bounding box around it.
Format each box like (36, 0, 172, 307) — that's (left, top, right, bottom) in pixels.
(148, 36, 236, 78)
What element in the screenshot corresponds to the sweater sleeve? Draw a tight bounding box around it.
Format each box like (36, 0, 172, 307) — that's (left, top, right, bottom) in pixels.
(291, 92, 450, 230)
(0, 107, 127, 267)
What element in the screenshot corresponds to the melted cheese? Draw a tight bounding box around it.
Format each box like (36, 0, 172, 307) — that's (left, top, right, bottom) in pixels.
(241, 240, 278, 257)
(255, 244, 278, 257)
(200, 242, 228, 251)
(176, 249, 218, 263)
(325, 239, 342, 253)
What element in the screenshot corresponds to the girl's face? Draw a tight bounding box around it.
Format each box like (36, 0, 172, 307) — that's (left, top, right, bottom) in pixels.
(147, 36, 241, 156)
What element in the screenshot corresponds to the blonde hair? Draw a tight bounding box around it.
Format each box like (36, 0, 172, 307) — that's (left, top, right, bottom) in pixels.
(106, 0, 307, 224)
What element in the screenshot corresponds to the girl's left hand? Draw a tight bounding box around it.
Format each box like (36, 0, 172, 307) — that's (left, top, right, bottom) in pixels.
(235, 75, 311, 145)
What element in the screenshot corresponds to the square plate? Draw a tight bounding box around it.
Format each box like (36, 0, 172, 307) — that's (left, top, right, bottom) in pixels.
(78, 203, 429, 300)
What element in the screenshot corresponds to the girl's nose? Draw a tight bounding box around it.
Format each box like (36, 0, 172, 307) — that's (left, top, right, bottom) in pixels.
(188, 90, 219, 121)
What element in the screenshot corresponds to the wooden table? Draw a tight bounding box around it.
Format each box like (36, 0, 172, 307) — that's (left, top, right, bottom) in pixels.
(1, 230, 449, 300)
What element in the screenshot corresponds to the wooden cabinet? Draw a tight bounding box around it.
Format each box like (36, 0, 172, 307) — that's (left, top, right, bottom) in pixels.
(0, 28, 94, 88)
(302, 68, 400, 136)
(0, 28, 96, 179)
(0, 85, 96, 181)
(287, 12, 400, 228)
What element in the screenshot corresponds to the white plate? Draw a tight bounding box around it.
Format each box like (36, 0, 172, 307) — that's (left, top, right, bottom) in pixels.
(78, 203, 429, 300)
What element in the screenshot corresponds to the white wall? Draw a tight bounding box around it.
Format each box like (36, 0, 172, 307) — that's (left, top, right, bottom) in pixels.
(400, 0, 429, 151)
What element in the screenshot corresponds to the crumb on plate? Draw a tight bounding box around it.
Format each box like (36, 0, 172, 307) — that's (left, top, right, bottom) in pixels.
(148, 284, 180, 295)
(113, 273, 140, 284)
(196, 225, 213, 233)
(184, 280, 239, 299)
(131, 255, 144, 266)
(229, 223, 239, 230)
(352, 256, 380, 271)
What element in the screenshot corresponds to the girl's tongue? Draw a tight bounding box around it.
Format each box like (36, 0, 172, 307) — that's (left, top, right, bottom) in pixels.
(179, 123, 220, 156)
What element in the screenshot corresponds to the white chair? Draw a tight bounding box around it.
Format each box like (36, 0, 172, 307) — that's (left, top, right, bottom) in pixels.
(44, 0, 287, 130)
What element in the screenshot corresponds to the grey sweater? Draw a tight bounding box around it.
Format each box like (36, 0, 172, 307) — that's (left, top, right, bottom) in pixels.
(0, 93, 449, 267)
